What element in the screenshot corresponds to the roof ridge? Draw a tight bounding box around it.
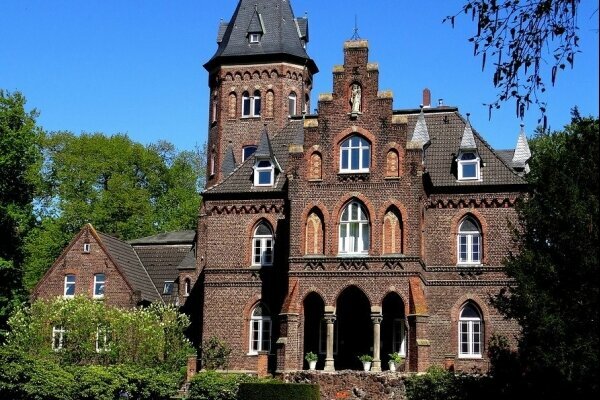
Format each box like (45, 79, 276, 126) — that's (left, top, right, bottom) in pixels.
(130, 244, 164, 302)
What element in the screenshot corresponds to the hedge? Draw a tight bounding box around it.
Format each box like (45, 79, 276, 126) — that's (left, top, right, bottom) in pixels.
(238, 382, 320, 400)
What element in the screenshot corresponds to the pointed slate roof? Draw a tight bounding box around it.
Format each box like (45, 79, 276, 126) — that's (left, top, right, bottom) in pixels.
(512, 124, 531, 171)
(222, 143, 237, 176)
(409, 108, 430, 145)
(459, 117, 477, 151)
(255, 126, 275, 158)
(204, 0, 317, 73)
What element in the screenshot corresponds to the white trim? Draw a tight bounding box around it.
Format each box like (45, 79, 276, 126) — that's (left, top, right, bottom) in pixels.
(253, 159, 274, 187)
(63, 274, 75, 298)
(248, 305, 272, 355)
(251, 224, 274, 266)
(338, 202, 370, 255)
(93, 273, 105, 298)
(52, 326, 65, 351)
(457, 152, 481, 181)
(340, 136, 370, 173)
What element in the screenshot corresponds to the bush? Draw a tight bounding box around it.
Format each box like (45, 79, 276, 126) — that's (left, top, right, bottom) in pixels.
(404, 366, 493, 400)
(238, 382, 320, 400)
(200, 336, 231, 370)
(187, 371, 259, 400)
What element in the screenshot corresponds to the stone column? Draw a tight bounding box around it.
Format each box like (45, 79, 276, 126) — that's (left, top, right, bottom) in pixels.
(324, 313, 336, 371)
(371, 314, 383, 371)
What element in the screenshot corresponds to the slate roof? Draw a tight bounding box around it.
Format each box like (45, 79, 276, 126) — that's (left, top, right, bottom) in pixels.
(402, 108, 526, 188)
(98, 233, 162, 303)
(204, 0, 317, 73)
(205, 119, 304, 194)
(128, 230, 196, 245)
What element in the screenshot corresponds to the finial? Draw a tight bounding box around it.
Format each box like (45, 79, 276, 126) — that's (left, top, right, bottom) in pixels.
(466, 112, 471, 122)
(350, 14, 361, 40)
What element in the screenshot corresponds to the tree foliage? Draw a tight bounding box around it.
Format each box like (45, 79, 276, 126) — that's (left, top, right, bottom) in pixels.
(492, 112, 599, 397)
(445, 0, 581, 123)
(23, 132, 203, 289)
(0, 90, 41, 334)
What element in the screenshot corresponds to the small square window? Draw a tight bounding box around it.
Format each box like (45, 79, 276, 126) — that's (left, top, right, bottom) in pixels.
(163, 281, 174, 295)
(83, 243, 91, 253)
(249, 33, 260, 43)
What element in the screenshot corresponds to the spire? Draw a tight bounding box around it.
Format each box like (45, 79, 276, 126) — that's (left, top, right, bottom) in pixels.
(255, 125, 274, 159)
(410, 107, 430, 146)
(459, 114, 477, 151)
(221, 142, 236, 176)
(512, 124, 531, 173)
(204, 0, 317, 74)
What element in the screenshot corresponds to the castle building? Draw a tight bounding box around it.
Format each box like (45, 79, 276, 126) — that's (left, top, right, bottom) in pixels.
(34, 0, 531, 374)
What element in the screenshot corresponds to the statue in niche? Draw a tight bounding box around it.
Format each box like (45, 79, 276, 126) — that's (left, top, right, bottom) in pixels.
(350, 83, 361, 113)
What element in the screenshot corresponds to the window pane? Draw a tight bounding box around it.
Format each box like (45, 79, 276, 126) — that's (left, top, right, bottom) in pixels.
(362, 147, 370, 169)
(243, 146, 257, 161)
(340, 224, 347, 252)
(361, 224, 370, 251)
(254, 98, 261, 116)
(351, 148, 359, 169)
(462, 163, 476, 178)
(459, 236, 467, 262)
(351, 204, 358, 220)
(472, 236, 480, 261)
(243, 97, 251, 116)
(341, 150, 349, 170)
(258, 170, 271, 184)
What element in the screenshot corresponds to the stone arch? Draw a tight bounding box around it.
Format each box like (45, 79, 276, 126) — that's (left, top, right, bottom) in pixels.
(228, 92, 237, 119)
(332, 194, 376, 256)
(450, 295, 490, 358)
(261, 70, 269, 79)
(302, 291, 325, 368)
(450, 211, 488, 265)
(381, 291, 408, 368)
(305, 209, 325, 255)
(234, 72, 242, 81)
(265, 90, 274, 118)
(382, 205, 404, 254)
(300, 202, 331, 256)
(386, 149, 400, 178)
(292, 72, 298, 80)
(308, 151, 322, 180)
(252, 71, 260, 80)
(225, 72, 233, 81)
(333, 126, 377, 174)
(245, 216, 277, 266)
(335, 285, 372, 369)
(270, 69, 278, 78)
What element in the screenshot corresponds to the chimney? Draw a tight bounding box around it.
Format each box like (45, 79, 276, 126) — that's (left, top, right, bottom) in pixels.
(438, 98, 444, 107)
(422, 88, 431, 108)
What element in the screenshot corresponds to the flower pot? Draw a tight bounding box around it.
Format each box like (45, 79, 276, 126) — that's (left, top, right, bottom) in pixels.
(362, 361, 371, 371)
(388, 361, 396, 372)
(309, 360, 317, 370)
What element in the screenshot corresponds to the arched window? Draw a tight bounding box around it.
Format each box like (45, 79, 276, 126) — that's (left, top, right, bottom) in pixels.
(252, 90, 261, 116)
(304, 94, 310, 114)
(242, 91, 251, 117)
(252, 223, 273, 266)
(458, 152, 480, 180)
(242, 145, 257, 162)
(459, 303, 483, 358)
(383, 210, 402, 254)
(309, 152, 322, 180)
(265, 90, 274, 118)
(288, 92, 297, 116)
(457, 216, 482, 265)
(253, 159, 274, 186)
(386, 150, 400, 178)
(249, 303, 271, 354)
(339, 201, 369, 255)
(305, 211, 324, 255)
(184, 278, 191, 297)
(64, 274, 76, 298)
(340, 136, 370, 173)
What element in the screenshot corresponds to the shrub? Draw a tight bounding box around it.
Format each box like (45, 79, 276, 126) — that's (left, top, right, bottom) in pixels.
(187, 371, 259, 400)
(404, 365, 494, 400)
(200, 336, 231, 370)
(238, 382, 320, 400)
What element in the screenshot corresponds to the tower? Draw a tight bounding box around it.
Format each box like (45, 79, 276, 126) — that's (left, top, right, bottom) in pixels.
(203, 0, 318, 187)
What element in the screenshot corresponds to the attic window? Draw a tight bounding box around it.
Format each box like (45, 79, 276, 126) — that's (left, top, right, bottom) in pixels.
(249, 33, 261, 43)
(163, 281, 174, 295)
(457, 152, 480, 181)
(254, 159, 274, 186)
(83, 243, 91, 253)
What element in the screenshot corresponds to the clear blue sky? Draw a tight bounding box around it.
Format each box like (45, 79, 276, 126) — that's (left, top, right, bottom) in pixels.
(1, 0, 598, 152)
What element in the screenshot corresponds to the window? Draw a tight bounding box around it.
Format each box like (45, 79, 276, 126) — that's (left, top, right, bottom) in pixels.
(83, 243, 91, 253)
(458, 217, 482, 265)
(249, 303, 271, 354)
(252, 223, 273, 266)
(249, 33, 261, 43)
(288, 92, 297, 116)
(93, 273, 105, 298)
(211, 95, 218, 122)
(184, 278, 191, 297)
(392, 319, 407, 356)
(64, 274, 76, 298)
(338, 201, 370, 255)
(242, 91, 261, 117)
(163, 281, 174, 295)
(459, 303, 483, 358)
(340, 136, 370, 173)
(458, 152, 480, 180)
(96, 326, 110, 353)
(242, 145, 257, 162)
(52, 326, 65, 351)
(210, 152, 216, 176)
(253, 159, 274, 186)
(303, 94, 310, 114)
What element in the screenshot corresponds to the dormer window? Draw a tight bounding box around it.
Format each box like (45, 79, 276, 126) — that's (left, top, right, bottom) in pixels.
(249, 33, 261, 43)
(254, 159, 274, 186)
(457, 152, 480, 180)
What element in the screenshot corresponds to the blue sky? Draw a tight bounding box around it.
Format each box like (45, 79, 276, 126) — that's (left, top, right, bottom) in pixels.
(1, 0, 598, 152)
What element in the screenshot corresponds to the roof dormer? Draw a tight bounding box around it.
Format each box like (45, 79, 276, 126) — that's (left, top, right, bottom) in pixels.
(247, 5, 265, 44)
(253, 126, 280, 187)
(456, 115, 481, 181)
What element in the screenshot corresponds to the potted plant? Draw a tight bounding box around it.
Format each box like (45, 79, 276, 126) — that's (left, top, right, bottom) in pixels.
(388, 352, 404, 372)
(358, 354, 373, 371)
(305, 352, 318, 370)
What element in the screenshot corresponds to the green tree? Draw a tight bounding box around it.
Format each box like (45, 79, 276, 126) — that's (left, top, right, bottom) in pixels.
(0, 90, 41, 335)
(492, 112, 599, 397)
(445, 0, 582, 123)
(23, 132, 203, 289)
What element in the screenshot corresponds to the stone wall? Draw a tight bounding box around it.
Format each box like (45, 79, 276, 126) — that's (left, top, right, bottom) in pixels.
(283, 371, 408, 400)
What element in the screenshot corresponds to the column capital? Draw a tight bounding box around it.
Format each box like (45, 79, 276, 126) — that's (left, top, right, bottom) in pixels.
(324, 314, 337, 324)
(371, 315, 383, 324)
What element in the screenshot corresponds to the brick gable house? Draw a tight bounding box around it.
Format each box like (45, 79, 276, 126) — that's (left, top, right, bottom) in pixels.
(37, 0, 531, 375)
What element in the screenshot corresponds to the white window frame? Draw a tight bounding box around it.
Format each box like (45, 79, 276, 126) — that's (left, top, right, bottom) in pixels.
(242, 145, 257, 162)
(392, 318, 407, 357)
(83, 243, 91, 253)
(340, 136, 370, 173)
(249, 304, 271, 354)
(457, 152, 480, 181)
(458, 304, 483, 358)
(288, 92, 297, 116)
(64, 274, 76, 298)
(52, 326, 65, 351)
(93, 273, 105, 298)
(338, 201, 370, 255)
(163, 281, 174, 295)
(457, 218, 482, 265)
(249, 33, 261, 43)
(184, 278, 191, 297)
(253, 159, 274, 187)
(242, 91, 261, 117)
(96, 325, 110, 353)
(252, 223, 274, 266)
